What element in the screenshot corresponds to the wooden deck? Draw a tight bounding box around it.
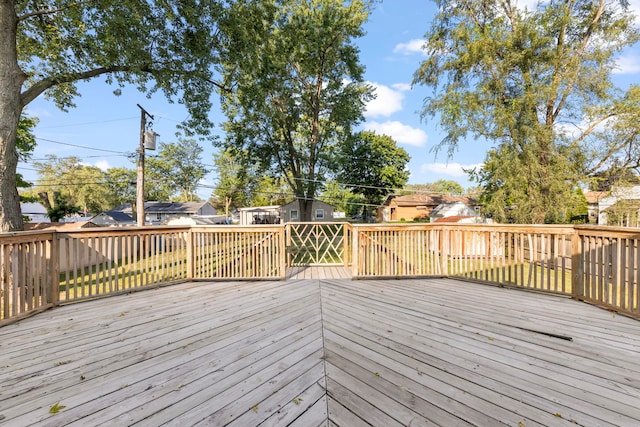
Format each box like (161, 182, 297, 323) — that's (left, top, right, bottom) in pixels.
(1, 275, 640, 426)
(286, 266, 351, 280)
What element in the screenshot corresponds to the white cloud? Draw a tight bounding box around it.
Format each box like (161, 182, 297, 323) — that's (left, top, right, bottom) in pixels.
(613, 54, 640, 75)
(630, 0, 640, 24)
(364, 121, 428, 147)
(420, 162, 482, 178)
(365, 82, 409, 118)
(94, 160, 110, 171)
(393, 39, 426, 56)
(392, 82, 411, 92)
(516, 0, 540, 11)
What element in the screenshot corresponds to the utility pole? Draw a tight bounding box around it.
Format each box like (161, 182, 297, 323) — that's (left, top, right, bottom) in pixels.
(136, 104, 154, 227)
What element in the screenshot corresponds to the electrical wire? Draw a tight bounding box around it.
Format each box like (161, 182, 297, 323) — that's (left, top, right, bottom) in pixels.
(35, 137, 132, 154)
(35, 116, 138, 129)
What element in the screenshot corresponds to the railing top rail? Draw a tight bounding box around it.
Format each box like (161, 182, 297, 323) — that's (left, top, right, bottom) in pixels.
(0, 229, 57, 238)
(574, 224, 640, 238)
(191, 225, 285, 232)
(351, 223, 577, 233)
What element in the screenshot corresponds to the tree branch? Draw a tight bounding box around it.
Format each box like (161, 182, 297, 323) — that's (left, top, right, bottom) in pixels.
(20, 65, 148, 107)
(20, 64, 229, 107)
(18, 0, 98, 21)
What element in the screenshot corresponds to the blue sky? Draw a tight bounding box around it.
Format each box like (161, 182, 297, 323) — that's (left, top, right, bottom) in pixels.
(20, 0, 640, 199)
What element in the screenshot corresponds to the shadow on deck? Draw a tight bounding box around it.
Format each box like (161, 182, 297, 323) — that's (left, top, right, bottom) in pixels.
(1, 277, 639, 426)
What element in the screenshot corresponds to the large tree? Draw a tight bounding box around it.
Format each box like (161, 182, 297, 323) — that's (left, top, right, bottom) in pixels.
(211, 148, 251, 216)
(337, 131, 410, 220)
(217, 0, 373, 221)
(414, 0, 640, 223)
(147, 139, 209, 201)
(33, 155, 112, 215)
(1, 0, 226, 231)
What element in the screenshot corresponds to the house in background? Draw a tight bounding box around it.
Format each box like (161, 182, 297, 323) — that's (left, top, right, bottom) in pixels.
(584, 191, 608, 223)
(20, 202, 49, 223)
(378, 194, 480, 223)
(429, 201, 481, 223)
(596, 185, 640, 227)
(596, 185, 640, 226)
(238, 200, 336, 225)
(165, 215, 228, 226)
(110, 201, 217, 225)
(238, 206, 281, 225)
(280, 199, 334, 223)
(88, 211, 136, 227)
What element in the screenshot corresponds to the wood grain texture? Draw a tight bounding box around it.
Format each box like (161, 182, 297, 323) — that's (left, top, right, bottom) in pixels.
(1, 276, 639, 426)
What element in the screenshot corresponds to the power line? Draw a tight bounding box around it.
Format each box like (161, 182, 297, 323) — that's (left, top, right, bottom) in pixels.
(28, 154, 131, 162)
(36, 116, 138, 129)
(35, 137, 132, 154)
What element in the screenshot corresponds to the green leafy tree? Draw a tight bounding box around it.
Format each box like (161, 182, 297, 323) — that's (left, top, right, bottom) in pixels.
(217, 0, 373, 221)
(103, 167, 137, 208)
(147, 139, 209, 201)
(337, 131, 410, 220)
(318, 180, 364, 217)
(212, 148, 247, 215)
(248, 175, 291, 207)
(470, 144, 585, 223)
(33, 155, 111, 215)
(589, 165, 640, 192)
(1, 0, 227, 231)
(40, 192, 80, 222)
(413, 0, 640, 223)
(403, 181, 465, 195)
(430, 179, 464, 195)
(16, 115, 37, 197)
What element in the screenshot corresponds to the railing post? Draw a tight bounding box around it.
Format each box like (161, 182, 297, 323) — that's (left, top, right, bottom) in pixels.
(280, 225, 287, 279)
(49, 231, 60, 307)
(440, 227, 449, 276)
(344, 223, 351, 268)
(186, 228, 194, 280)
(571, 228, 583, 301)
(351, 225, 359, 278)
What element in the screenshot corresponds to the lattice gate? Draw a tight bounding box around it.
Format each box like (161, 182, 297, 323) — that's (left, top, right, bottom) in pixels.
(285, 222, 351, 266)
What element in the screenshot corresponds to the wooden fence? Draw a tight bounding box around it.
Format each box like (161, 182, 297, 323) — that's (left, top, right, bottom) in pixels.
(1, 223, 638, 326)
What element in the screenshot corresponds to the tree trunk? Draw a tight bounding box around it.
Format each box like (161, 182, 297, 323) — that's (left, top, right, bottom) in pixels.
(299, 198, 313, 222)
(0, 0, 26, 231)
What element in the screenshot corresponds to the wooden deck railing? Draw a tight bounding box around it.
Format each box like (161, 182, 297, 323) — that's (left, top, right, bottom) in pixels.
(574, 226, 640, 316)
(191, 225, 286, 280)
(352, 224, 575, 293)
(1, 223, 638, 325)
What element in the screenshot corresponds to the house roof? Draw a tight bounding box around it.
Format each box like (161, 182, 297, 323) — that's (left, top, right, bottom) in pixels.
(93, 211, 135, 223)
(20, 202, 47, 214)
(110, 201, 211, 214)
(24, 222, 90, 231)
(602, 199, 640, 211)
(432, 215, 476, 223)
(280, 199, 334, 209)
(386, 194, 476, 207)
(584, 191, 609, 204)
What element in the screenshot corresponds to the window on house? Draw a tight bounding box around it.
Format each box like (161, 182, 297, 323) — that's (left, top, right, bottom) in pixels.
(315, 209, 324, 219)
(290, 210, 299, 220)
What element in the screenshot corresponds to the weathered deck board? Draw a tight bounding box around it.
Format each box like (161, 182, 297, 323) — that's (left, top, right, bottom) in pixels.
(1, 275, 639, 426)
(321, 278, 640, 426)
(286, 266, 350, 280)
